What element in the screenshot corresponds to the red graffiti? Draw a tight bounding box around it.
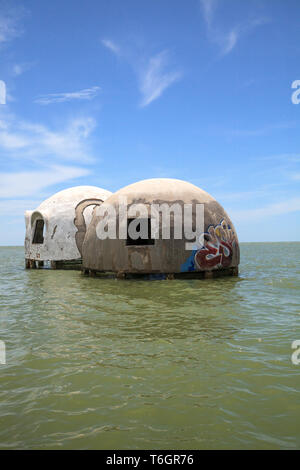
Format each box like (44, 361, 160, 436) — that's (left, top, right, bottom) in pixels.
(194, 220, 236, 270)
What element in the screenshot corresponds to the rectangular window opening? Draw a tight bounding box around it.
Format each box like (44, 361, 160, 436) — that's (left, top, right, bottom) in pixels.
(126, 218, 155, 246)
(32, 219, 45, 244)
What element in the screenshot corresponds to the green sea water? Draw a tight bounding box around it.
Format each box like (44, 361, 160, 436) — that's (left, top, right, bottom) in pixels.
(0, 243, 299, 449)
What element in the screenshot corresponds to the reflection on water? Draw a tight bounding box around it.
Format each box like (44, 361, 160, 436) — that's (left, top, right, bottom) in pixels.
(0, 244, 299, 449)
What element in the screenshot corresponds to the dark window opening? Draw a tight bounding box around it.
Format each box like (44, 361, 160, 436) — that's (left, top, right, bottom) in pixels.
(126, 218, 155, 246)
(32, 219, 45, 244)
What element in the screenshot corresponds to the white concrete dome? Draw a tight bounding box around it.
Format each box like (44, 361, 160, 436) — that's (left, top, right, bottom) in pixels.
(25, 185, 112, 264)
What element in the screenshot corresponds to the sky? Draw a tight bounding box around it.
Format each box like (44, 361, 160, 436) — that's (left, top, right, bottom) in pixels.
(0, 0, 299, 244)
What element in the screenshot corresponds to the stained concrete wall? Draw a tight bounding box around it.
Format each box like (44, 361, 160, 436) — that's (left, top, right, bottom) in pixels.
(82, 179, 240, 275)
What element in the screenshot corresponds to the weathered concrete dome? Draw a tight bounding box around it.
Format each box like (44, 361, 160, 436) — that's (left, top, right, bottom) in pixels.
(25, 185, 112, 268)
(82, 178, 240, 278)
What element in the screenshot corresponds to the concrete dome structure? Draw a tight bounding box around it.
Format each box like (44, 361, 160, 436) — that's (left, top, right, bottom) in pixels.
(82, 178, 240, 279)
(25, 185, 112, 269)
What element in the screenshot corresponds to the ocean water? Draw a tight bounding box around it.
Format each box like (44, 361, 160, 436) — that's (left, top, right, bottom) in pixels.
(0, 243, 299, 450)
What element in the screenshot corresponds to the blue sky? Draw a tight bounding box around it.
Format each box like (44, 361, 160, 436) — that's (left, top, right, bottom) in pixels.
(0, 0, 299, 244)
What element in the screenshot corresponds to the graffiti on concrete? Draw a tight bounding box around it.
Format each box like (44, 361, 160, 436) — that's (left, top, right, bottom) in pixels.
(181, 219, 237, 272)
(195, 219, 237, 269)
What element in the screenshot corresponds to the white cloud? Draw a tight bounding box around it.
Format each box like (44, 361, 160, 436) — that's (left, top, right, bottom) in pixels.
(0, 112, 97, 203)
(101, 39, 181, 107)
(0, 199, 42, 216)
(260, 153, 300, 163)
(101, 39, 120, 55)
(0, 106, 97, 199)
(222, 30, 238, 55)
(0, 165, 90, 198)
(0, 15, 18, 44)
(227, 121, 296, 137)
(222, 18, 269, 56)
(13, 64, 23, 76)
(230, 197, 300, 222)
(139, 51, 182, 107)
(215, 189, 269, 203)
(0, 7, 25, 45)
(200, 0, 217, 29)
(12, 62, 34, 76)
(0, 130, 28, 148)
(200, 0, 269, 56)
(35, 86, 100, 105)
(0, 112, 96, 162)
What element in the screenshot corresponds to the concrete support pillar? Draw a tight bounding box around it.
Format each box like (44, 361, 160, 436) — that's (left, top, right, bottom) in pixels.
(205, 271, 214, 279)
(116, 271, 125, 279)
(51, 261, 57, 269)
(166, 273, 174, 280)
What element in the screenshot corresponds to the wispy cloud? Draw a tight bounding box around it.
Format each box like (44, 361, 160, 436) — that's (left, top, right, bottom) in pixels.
(139, 51, 182, 107)
(12, 62, 34, 77)
(35, 86, 100, 105)
(200, 0, 270, 56)
(216, 189, 271, 203)
(200, 0, 217, 29)
(226, 121, 297, 138)
(221, 29, 238, 55)
(0, 110, 97, 201)
(101, 39, 181, 107)
(0, 166, 90, 198)
(0, 6, 26, 46)
(101, 38, 120, 55)
(260, 153, 300, 164)
(0, 199, 43, 216)
(230, 197, 300, 222)
(0, 112, 96, 162)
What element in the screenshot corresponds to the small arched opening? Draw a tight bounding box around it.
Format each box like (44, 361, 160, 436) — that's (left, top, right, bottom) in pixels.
(31, 212, 45, 244)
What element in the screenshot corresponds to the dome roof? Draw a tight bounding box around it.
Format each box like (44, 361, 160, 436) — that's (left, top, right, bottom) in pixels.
(37, 185, 112, 214)
(103, 178, 215, 206)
